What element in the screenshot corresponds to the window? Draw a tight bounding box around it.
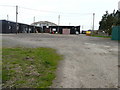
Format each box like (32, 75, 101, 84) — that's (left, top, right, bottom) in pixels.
(52, 28, 56, 31)
(8, 26, 11, 29)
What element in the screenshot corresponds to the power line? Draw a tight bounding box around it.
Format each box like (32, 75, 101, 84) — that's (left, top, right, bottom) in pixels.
(19, 6, 59, 14)
(0, 5, 96, 29)
(19, 6, 92, 15)
(0, 5, 15, 7)
(0, 5, 93, 15)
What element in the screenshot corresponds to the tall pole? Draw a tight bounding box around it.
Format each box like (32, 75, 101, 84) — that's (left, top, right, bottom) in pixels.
(118, 1, 120, 11)
(16, 5, 18, 34)
(93, 13, 95, 31)
(7, 14, 9, 21)
(33, 16, 35, 33)
(92, 13, 95, 35)
(58, 15, 60, 25)
(82, 25, 84, 30)
(69, 23, 71, 26)
(33, 16, 35, 24)
(58, 15, 60, 33)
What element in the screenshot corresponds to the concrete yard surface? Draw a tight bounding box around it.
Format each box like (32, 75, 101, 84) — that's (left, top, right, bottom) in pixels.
(2, 33, 118, 88)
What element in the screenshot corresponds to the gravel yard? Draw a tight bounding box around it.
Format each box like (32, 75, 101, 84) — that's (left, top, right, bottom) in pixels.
(2, 33, 118, 88)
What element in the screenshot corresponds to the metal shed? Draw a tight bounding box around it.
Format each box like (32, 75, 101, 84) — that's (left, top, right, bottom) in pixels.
(111, 26, 120, 40)
(0, 20, 16, 33)
(43, 26, 80, 34)
(0, 20, 42, 33)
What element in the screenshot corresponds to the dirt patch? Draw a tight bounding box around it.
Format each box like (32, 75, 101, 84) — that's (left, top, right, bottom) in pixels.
(2, 33, 118, 88)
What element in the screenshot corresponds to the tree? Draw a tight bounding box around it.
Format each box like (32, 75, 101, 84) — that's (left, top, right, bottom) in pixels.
(99, 10, 118, 35)
(99, 11, 108, 31)
(115, 10, 120, 25)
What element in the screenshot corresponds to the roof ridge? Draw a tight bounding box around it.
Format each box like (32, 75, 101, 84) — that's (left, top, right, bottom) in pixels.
(32, 21, 57, 25)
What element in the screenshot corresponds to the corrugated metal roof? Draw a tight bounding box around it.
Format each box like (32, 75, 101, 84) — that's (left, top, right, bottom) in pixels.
(31, 21, 57, 26)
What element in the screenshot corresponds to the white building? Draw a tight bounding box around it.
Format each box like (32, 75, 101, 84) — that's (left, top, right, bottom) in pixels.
(31, 21, 57, 29)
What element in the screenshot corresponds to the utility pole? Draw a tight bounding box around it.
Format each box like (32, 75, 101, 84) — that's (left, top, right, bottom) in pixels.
(33, 16, 35, 23)
(69, 23, 71, 26)
(16, 5, 18, 34)
(33, 16, 35, 33)
(92, 13, 95, 31)
(7, 14, 9, 21)
(82, 25, 84, 30)
(58, 15, 60, 25)
(92, 13, 95, 35)
(118, 1, 120, 11)
(58, 15, 60, 33)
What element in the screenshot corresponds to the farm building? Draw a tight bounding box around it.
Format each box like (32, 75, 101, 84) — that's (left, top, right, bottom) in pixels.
(0, 20, 42, 33)
(31, 21, 57, 31)
(43, 26, 80, 34)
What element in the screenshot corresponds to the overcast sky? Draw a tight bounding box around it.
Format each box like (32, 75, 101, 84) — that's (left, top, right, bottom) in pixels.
(0, 0, 119, 30)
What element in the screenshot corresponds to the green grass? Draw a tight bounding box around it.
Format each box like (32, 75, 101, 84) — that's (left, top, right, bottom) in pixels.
(2, 47, 63, 88)
(91, 35, 111, 38)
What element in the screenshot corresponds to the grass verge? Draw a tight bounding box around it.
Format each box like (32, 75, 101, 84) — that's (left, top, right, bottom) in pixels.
(91, 35, 111, 38)
(2, 47, 63, 88)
